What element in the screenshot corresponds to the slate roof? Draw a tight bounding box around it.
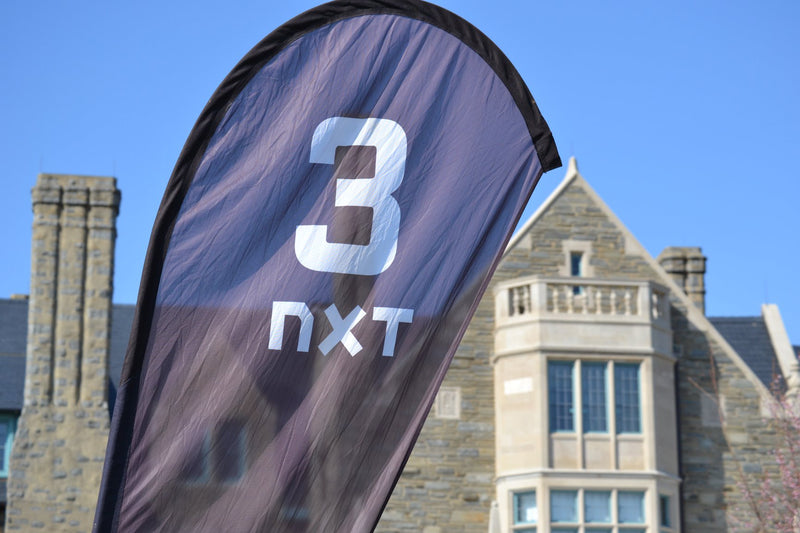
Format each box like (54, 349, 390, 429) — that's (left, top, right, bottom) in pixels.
(709, 316, 782, 391)
(0, 299, 28, 412)
(0, 298, 28, 356)
(0, 298, 135, 413)
(109, 304, 136, 386)
(0, 355, 25, 412)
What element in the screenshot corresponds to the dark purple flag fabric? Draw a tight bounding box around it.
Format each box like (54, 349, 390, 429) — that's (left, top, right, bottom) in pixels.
(94, 1, 559, 531)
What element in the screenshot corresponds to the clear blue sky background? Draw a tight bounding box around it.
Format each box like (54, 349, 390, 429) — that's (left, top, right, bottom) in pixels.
(1, 1, 797, 343)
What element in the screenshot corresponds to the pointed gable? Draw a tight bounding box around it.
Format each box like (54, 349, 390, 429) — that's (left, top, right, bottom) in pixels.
(488, 158, 786, 531)
(499, 157, 659, 285)
(497, 158, 774, 399)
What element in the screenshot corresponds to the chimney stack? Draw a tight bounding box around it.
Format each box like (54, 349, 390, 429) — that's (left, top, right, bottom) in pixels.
(8, 174, 120, 532)
(657, 246, 706, 314)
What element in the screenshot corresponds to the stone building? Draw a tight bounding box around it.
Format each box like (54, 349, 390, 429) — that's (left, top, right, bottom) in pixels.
(374, 159, 798, 533)
(1, 162, 797, 532)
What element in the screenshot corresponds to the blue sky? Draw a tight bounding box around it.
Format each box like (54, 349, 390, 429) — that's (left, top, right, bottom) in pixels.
(1, 1, 797, 343)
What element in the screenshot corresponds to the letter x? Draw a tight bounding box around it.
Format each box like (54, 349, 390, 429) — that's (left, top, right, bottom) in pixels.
(318, 304, 366, 356)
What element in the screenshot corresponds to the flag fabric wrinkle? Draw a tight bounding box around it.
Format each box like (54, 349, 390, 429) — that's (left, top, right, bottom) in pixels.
(94, 2, 559, 532)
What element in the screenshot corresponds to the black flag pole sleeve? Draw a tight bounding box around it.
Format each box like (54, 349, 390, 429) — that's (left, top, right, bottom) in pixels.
(95, 1, 559, 531)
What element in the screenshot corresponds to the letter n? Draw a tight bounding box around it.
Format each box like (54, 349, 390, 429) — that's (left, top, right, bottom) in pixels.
(269, 301, 313, 352)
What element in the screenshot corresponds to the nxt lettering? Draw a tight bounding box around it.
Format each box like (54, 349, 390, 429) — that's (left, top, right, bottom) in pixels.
(269, 301, 413, 357)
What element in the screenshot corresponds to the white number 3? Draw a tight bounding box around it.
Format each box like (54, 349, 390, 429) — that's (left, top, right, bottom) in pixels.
(295, 117, 407, 275)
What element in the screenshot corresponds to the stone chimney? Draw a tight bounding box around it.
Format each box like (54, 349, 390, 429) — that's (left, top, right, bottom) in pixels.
(7, 174, 120, 532)
(657, 246, 706, 314)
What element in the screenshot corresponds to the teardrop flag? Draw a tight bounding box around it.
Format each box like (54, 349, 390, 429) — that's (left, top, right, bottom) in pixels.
(95, 1, 560, 531)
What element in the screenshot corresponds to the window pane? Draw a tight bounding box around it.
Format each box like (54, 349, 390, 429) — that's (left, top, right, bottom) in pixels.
(660, 495, 671, 527)
(0, 420, 7, 472)
(618, 491, 645, 523)
(550, 490, 578, 523)
(570, 252, 583, 277)
(570, 252, 583, 294)
(582, 363, 607, 432)
(585, 529, 613, 533)
(549, 361, 574, 432)
(584, 490, 611, 523)
(514, 491, 538, 524)
(615, 363, 641, 433)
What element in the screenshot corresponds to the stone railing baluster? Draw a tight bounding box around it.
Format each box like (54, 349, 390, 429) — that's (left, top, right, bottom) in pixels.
(564, 286, 573, 314)
(523, 285, 532, 314)
(510, 287, 520, 316)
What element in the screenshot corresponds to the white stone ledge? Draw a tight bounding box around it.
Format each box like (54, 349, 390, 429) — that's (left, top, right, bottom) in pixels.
(494, 468, 682, 484)
(491, 345, 676, 364)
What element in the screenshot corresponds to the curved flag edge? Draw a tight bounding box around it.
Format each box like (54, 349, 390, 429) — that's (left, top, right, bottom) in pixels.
(94, 1, 560, 530)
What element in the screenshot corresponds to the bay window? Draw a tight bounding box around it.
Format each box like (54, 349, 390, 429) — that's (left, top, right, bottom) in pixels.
(548, 360, 641, 435)
(549, 489, 647, 532)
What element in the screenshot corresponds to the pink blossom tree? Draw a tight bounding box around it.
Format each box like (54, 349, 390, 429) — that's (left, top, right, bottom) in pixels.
(735, 382, 800, 532)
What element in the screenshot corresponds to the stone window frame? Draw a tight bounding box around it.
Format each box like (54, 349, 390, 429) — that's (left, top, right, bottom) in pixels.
(559, 240, 595, 279)
(512, 489, 538, 530)
(508, 486, 655, 532)
(548, 488, 648, 532)
(547, 358, 643, 436)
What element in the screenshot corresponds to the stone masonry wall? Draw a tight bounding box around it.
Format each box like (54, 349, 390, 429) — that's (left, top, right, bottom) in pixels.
(6, 175, 119, 532)
(378, 175, 781, 531)
(376, 176, 651, 531)
(507, 178, 779, 532)
(672, 313, 780, 532)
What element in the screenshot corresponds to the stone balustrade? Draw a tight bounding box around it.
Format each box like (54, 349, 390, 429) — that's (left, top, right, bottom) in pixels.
(494, 276, 672, 358)
(501, 277, 669, 325)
